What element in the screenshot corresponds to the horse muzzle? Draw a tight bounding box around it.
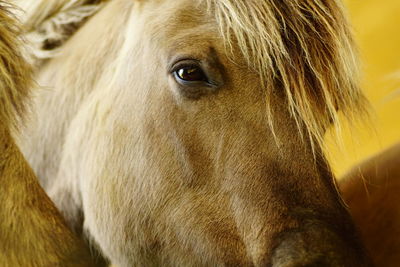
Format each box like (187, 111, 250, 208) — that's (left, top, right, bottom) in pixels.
(269, 220, 373, 267)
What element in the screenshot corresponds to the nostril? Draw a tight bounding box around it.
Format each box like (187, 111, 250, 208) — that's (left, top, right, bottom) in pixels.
(270, 221, 372, 267)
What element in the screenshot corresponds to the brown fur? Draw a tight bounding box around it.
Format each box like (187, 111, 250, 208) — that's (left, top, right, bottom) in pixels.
(0, 3, 102, 266)
(14, 0, 373, 266)
(0, 3, 30, 129)
(340, 143, 400, 267)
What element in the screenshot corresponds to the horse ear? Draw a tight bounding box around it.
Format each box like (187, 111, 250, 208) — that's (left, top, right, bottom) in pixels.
(16, 0, 108, 66)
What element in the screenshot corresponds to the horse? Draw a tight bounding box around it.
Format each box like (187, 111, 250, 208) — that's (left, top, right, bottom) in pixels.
(0, 2, 100, 266)
(14, 0, 374, 266)
(340, 142, 400, 267)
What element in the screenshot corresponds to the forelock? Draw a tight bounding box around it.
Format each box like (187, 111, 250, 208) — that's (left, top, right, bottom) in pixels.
(205, 0, 368, 149)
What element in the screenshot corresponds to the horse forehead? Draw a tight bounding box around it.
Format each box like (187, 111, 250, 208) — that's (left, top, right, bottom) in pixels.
(141, 0, 215, 37)
(137, 0, 231, 61)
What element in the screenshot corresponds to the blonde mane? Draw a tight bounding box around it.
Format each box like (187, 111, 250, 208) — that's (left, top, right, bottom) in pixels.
(0, 2, 32, 131)
(19, 0, 368, 148)
(206, 0, 369, 149)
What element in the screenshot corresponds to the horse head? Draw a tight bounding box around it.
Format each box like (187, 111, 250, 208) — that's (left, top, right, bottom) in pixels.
(18, 0, 372, 265)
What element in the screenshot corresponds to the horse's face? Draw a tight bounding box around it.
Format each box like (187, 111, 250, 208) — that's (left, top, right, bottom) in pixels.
(73, 0, 369, 265)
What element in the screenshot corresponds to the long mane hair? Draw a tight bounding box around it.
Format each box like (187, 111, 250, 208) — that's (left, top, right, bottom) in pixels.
(207, 0, 368, 147)
(0, 1, 32, 131)
(18, 0, 368, 149)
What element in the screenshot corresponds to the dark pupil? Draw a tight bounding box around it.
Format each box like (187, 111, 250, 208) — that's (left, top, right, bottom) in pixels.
(177, 67, 206, 81)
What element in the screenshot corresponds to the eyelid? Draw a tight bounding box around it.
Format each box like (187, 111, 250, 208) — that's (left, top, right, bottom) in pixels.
(171, 59, 213, 87)
(168, 56, 223, 88)
(169, 58, 202, 74)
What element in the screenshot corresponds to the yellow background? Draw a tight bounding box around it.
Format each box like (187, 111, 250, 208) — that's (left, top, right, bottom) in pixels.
(327, 0, 400, 176)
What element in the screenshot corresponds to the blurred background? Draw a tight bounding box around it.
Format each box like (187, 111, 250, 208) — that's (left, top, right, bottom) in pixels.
(327, 0, 400, 177)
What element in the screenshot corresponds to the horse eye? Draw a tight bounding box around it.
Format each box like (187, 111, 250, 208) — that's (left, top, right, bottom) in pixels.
(175, 66, 207, 82)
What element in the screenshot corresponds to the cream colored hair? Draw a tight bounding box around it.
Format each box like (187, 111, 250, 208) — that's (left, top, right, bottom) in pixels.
(19, 0, 368, 148)
(15, 0, 108, 65)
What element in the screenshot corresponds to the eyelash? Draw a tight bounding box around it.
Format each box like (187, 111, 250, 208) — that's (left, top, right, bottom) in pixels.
(171, 63, 199, 74)
(172, 65, 208, 82)
(169, 58, 220, 89)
